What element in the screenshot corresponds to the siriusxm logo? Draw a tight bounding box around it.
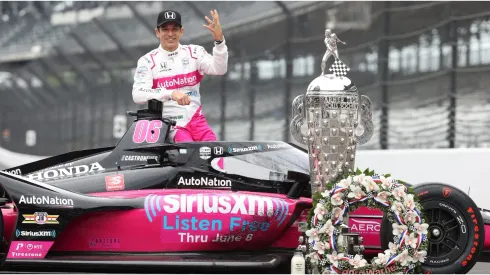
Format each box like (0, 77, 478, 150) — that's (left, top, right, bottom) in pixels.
(15, 229, 56, 238)
(144, 194, 289, 225)
(228, 145, 262, 154)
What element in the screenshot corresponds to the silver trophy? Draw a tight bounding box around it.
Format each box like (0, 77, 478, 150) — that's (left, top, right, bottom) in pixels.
(290, 29, 374, 192)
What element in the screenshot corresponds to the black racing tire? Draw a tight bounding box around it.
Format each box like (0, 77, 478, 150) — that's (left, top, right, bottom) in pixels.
(380, 183, 485, 274)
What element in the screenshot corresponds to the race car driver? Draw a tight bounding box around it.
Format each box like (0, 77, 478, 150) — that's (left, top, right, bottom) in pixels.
(132, 9, 228, 142)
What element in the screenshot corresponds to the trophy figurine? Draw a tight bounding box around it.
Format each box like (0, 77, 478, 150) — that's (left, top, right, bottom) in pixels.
(290, 29, 373, 192)
(321, 29, 347, 76)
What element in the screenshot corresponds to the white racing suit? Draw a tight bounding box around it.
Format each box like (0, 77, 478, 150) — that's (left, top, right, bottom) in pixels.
(132, 39, 228, 142)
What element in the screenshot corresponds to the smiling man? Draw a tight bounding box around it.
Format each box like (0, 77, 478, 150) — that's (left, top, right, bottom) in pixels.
(132, 9, 228, 142)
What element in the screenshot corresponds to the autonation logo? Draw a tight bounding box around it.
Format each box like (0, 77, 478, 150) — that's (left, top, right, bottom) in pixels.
(16, 229, 56, 238)
(18, 195, 74, 207)
(178, 176, 231, 187)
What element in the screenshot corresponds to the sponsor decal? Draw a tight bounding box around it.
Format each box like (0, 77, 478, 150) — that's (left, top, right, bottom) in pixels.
(105, 174, 125, 192)
(179, 149, 187, 154)
(26, 162, 105, 181)
(120, 155, 159, 162)
(133, 120, 163, 144)
(7, 241, 54, 259)
(211, 158, 226, 173)
(158, 61, 171, 72)
(143, 56, 152, 64)
(350, 218, 380, 233)
(177, 176, 231, 187)
(15, 229, 56, 238)
(22, 212, 59, 225)
(213, 147, 223, 155)
(167, 51, 178, 57)
(185, 90, 198, 97)
(19, 195, 74, 207)
(269, 171, 286, 181)
(153, 70, 203, 90)
(136, 66, 148, 74)
(182, 58, 189, 65)
(144, 194, 290, 244)
(199, 146, 211, 160)
(6, 168, 21, 175)
(169, 115, 184, 120)
(144, 194, 288, 221)
(442, 187, 451, 198)
(461, 207, 480, 267)
(89, 238, 121, 249)
(228, 145, 262, 154)
(266, 143, 289, 149)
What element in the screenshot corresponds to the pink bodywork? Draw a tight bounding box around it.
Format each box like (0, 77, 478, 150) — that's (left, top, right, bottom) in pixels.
(2, 189, 489, 259)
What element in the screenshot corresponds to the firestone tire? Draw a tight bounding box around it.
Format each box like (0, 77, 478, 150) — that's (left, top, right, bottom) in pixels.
(380, 183, 485, 274)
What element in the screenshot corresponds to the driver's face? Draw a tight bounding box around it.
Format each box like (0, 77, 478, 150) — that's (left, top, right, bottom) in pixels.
(155, 22, 184, 51)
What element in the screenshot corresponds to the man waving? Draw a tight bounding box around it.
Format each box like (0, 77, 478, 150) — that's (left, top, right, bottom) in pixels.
(132, 9, 228, 142)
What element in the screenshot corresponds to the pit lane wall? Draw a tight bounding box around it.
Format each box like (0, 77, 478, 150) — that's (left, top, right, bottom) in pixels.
(0, 146, 489, 210)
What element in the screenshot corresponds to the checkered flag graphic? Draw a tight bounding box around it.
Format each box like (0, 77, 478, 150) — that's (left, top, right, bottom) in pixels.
(329, 59, 350, 77)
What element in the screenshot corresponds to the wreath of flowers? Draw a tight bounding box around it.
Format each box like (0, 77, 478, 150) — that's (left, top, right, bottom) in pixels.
(304, 168, 430, 274)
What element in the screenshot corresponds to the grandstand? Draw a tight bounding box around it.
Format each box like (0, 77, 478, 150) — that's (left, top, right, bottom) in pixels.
(0, 1, 490, 156)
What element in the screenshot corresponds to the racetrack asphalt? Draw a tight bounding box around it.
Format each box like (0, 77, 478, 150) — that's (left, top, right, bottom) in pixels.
(0, 263, 488, 274)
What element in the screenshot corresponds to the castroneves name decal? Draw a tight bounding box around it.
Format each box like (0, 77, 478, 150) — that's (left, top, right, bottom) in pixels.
(121, 155, 159, 162)
(144, 193, 289, 224)
(177, 176, 231, 187)
(19, 195, 74, 207)
(26, 162, 104, 181)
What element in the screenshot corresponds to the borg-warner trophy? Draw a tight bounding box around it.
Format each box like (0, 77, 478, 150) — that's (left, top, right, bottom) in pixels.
(290, 29, 374, 273)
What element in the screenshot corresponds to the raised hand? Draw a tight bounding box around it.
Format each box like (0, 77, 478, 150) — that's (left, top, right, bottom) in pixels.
(203, 9, 224, 41)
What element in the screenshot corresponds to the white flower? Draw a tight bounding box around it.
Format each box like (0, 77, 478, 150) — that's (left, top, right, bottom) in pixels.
(331, 207, 344, 221)
(384, 242, 397, 255)
(412, 250, 427, 263)
(349, 254, 367, 268)
(374, 252, 390, 265)
(353, 174, 366, 184)
(314, 203, 328, 221)
(338, 178, 350, 188)
(395, 250, 413, 266)
(313, 241, 331, 254)
(380, 176, 393, 190)
(404, 233, 418, 249)
(393, 186, 407, 201)
(319, 219, 335, 235)
(307, 251, 320, 264)
(403, 194, 415, 211)
(391, 201, 405, 214)
(321, 190, 331, 198)
(331, 192, 344, 206)
(348, 185, 366, 200)
(404, 211, 418, 224)
(361, 176, 380, 192)
(326, 251, 344, 267)
(375, 191, 391, 204)
(414, 223, 429, 235)
(305, 228, 320, 242)
(392, 223, 408, 236)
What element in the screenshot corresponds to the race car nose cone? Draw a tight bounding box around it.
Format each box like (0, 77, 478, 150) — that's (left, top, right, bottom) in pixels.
(432, 228, 441, 237)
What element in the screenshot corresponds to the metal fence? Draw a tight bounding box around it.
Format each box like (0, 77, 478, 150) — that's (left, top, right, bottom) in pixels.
(1, 1, 490, 156)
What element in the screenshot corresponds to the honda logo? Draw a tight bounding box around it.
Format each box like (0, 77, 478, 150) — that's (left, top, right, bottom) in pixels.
(214, 147, 223, 155)
(164, 11, 176, 20)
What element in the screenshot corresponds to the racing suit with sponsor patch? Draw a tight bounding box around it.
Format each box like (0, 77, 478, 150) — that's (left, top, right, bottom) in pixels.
(132, 40, 228, 142)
